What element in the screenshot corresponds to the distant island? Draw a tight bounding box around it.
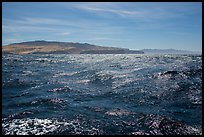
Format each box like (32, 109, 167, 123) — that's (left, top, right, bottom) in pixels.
(2, 40, 144, 54)
(142, 49, 201, 55)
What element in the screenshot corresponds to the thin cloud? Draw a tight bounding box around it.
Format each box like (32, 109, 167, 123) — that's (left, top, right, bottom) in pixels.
(23, 17, 63, 25)
(3, 24, 58, 33)
(56, 32, 71, 36)
(79, 7, 144, 16)
(3, 16, 124, 35)
(86, 37, 125, 41)
(4, 17, 72, 27)
(75, 2, 198, 21)
(166, 31, 192, 36)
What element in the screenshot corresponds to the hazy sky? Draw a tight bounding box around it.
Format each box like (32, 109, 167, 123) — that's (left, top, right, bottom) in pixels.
(2, 2, 202, 51)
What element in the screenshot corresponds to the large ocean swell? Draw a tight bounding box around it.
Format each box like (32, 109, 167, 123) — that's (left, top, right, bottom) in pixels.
(2, 54, 202, 135)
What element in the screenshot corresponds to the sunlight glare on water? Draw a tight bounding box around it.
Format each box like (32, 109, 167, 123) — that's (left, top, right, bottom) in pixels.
(2, 54, 202, 135)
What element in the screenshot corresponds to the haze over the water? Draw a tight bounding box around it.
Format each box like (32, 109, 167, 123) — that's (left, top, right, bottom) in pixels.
(2, 2, 202, 52)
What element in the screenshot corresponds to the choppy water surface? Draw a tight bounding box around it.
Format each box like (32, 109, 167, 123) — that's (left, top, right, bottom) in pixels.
(2, 54, 202, 135)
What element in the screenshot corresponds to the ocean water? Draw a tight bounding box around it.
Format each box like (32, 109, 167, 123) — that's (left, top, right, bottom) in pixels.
(2, 54, 202, 135)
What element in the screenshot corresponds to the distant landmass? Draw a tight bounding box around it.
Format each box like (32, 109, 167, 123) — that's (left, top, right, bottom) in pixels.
(2, 41, 201, 55)
(142, 49, 201, 55)
(2, 40, 144, 54)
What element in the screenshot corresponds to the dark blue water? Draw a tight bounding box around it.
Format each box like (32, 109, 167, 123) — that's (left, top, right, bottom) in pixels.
(2, 54, 202, 135)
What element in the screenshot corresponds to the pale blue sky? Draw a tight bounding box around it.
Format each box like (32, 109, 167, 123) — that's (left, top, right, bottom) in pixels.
(2, 2, 202, 51)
